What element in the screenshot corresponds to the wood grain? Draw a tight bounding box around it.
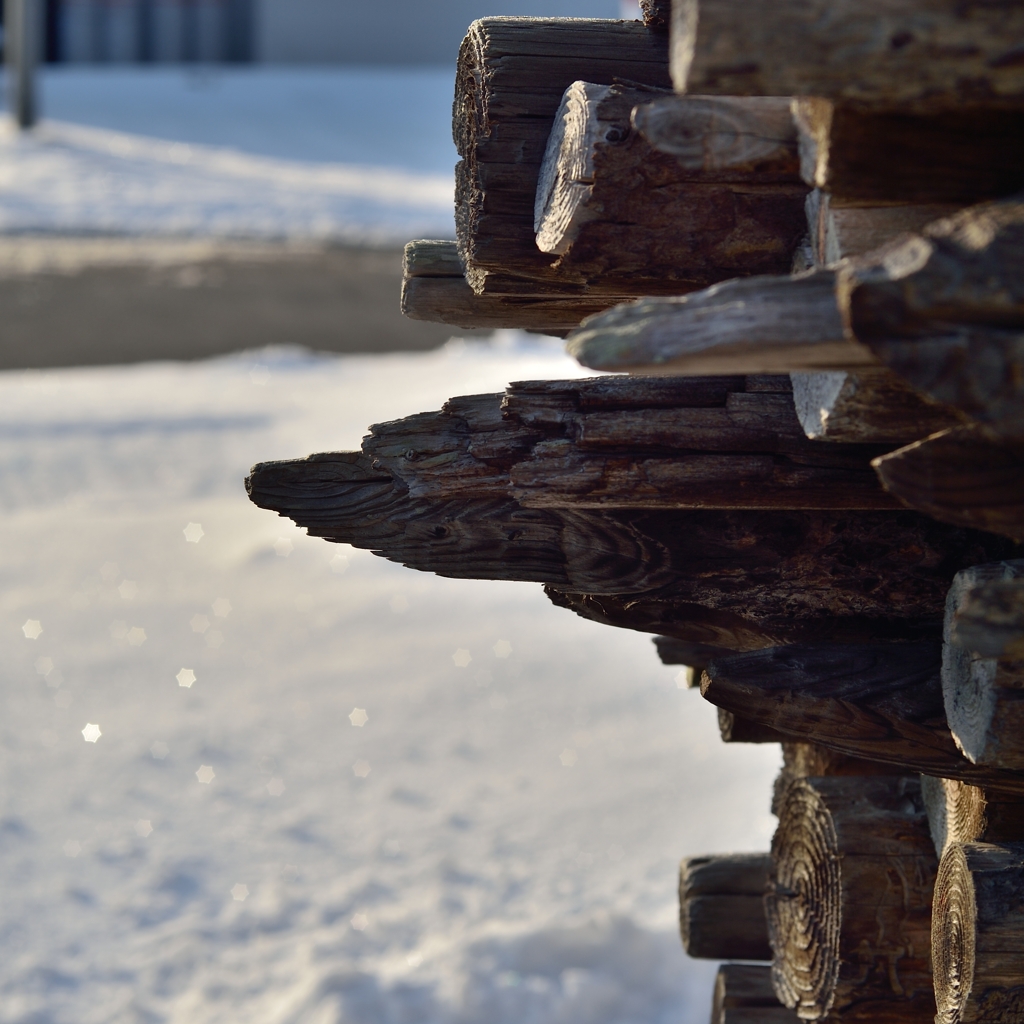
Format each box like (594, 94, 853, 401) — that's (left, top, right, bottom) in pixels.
(932, 841, 1024, 1024)
(671, 0, 1024, 114)
(700, 642, 1024, 794)
(769, 775, 937, 1023)
(921, 776, 1024, 858)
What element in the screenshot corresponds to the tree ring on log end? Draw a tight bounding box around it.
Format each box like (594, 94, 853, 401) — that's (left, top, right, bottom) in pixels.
(932, 843, 977, 1024)
(767, 778, 842, 1019)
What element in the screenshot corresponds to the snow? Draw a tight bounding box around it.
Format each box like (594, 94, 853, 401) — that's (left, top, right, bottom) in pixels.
(0, 337, 781, 1024)
(0, 68, 460, 242)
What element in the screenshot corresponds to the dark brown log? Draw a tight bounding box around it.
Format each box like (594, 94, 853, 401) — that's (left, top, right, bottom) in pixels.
(804, 188, 962, 266)
(790, 368, 965, 445)
(718, 708, 788, 744)
(534, 83, 807, 287)
(639, 0, 669, 33)
(768, 775, 937, 1023)
(654, 634, 738, 667)
(794, 99, 1024, 206)
(671, 0, 1024, 115)
(700, 642, 1024, 794)
(873, 427, 1024, 541)
(921, 776, 1024, 859)
(359, 375, 899, 511)
(680, 853, 772, 961)
(566, 270, 874, 375)
(454, 18, 670, 295)
(932, 841, 1024, 1024)
(842, 198, 1024, 432)
(943, 562, 1024, 772)
(712, 965, 798, 1024)
(400, 240, 601, 334)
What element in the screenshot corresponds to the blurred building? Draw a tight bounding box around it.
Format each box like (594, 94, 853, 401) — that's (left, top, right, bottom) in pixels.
(33, 0, 627, 64)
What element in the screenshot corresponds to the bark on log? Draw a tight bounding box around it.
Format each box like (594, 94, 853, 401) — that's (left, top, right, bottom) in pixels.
(454, 18, 670, 295)
(790, 368, 964, 445)
(921, 776, 1024, 858)
(670, 0, 1024, 114)
(793, 99, 1024, 206)
(401, 239, 603, 334)
(718, 708, 788, 744)
(654, 634, 737, 668)
(873, 427, 1024, 541)
(712, 965, 798, 1024)
(931, 841, 1024, 1024)
(804, 189, 961, 266)
(768, 775, 937, 1023)
(943, 563, 1024, 770)
(700, 642, 1024, 794)
(680, 853, 772, 961)
(841, 198, 1024, 432)
(566, 270, 875, 375)
(533, 83, 806, 288)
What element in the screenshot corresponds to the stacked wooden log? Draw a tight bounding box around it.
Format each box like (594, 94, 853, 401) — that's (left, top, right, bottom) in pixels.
(248, 1, 1024, 1020)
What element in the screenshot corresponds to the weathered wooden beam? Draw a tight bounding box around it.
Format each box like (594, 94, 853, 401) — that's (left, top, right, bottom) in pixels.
(358, 375, 899, 511)
(454, 18, 670, 295)
(873, 427, 1024, 541)
(670, 0, 1024, 115)
(843, 198, 1024, 431)
(921, 776, 1024, 859)
(700, 642, 1024, 794)
(931, 841, 1024, 1024)
(790, 368, 964, 445)
(712, 965, 797, 1024)
(400, 240, 603, 334)
(533, 84, 806, 288)
(794, 99, 1024, 206)
(680, 853, 772, 961)
(804, 189, 962, 266)
(943, 562, 1024, 772)
(566, 270, 874, 375)
(544, 509, 1015, 652)
(768, 775, 937, 1023)
(654, 634, 736, 669)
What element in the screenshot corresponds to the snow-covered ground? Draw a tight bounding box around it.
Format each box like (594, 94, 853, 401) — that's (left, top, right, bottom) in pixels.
(0, 68, 458, 242)
(0, 338, 780, 1024)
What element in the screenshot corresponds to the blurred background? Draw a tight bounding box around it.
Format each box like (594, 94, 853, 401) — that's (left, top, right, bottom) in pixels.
(0, 4, 781, 1023)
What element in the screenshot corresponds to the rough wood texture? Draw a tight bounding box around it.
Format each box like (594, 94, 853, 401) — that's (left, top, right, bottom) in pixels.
(566, 270, 875, 375)
(353, 375, 900, 511)
(790, 368, 965, 445)
(921, 776, 1024, 859)
(718, 708, 788, 744)
(534, 83, 806, 288)
(932, 841, 1024, 1024)
(873, 427, 1024, 541)
(401, 239, 604, 334)
(654, 634, 736, 668)
(700, 642, 1024, 794)
(804, 189, 962, 266)
(768, 775, 937, 1023)
(943, 563, 1024, 771)
(794, 99, 1024, 206)
(454, 18, 670, 295)
(680, 853, 772, 961)
(670, 0, 1024, 114)
(842, 198, 1024, 432)
(639, 0, 669, 32)
(712, 965, 797, 1024)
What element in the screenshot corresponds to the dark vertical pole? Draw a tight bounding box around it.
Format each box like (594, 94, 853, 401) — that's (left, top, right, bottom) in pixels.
(181, 0, 198, 61)
(44, 0, 60, 62)
(136, 0, 153, 61)
(90, 0, 107, 61)
(222, 0, 251, 62)
(7, 0, 38, 127)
